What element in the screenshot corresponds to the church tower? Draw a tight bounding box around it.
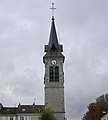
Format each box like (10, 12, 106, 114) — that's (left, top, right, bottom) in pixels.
(43, 15, 65, 120)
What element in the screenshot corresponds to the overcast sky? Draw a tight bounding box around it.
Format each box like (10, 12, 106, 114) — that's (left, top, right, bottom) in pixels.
(0, 0, 108, 120)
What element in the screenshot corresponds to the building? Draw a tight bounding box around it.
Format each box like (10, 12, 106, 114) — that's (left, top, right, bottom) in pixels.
(101, 112, 108, 120)
(0, 14, 65, 120)
(0, 103, 44, 120)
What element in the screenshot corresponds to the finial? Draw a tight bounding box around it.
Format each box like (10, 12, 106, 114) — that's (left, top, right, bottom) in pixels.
(50, 3, 56, 17)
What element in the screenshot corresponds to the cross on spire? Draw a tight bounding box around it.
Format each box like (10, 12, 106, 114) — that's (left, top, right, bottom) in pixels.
(50, 3, 56, 17)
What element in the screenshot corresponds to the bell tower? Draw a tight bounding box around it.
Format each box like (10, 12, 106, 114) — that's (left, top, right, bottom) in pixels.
(43, 15, 65, 120)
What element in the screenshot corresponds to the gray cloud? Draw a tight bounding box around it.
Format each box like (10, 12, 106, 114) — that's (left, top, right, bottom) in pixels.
(0, 0, 108, 120)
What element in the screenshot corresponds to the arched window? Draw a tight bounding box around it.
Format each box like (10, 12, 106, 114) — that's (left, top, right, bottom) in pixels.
(50, 66, 54, 81)
(49, 66, 59, 82)
(55, 66, 59, 81)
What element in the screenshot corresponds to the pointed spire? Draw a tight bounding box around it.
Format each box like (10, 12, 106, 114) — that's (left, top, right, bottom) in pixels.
(48, 16, 59, 49)
(43, 6, 65, 62)
(43, 16, 64, 61)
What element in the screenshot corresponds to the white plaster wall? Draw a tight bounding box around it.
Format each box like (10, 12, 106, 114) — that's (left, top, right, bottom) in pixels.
(1, 117, 6, 120)
(0, 114, 40, 120)
(17, 114, 40, 120)
(1, 116, 16, 120)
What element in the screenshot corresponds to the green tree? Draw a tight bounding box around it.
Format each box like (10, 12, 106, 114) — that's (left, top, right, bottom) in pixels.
(39, 108, 57, 120)
(82, 94, 108, 120)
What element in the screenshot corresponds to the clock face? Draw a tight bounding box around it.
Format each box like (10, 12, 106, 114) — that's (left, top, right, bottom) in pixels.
(51, 59, 57, 65)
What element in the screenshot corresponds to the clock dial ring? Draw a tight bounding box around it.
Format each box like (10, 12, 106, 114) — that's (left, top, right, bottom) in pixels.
(51, 59, 57, 65)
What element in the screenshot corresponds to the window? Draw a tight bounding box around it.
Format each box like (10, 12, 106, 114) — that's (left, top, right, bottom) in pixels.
(55, 66, 59, 81)
(49, 66, 59, 81)
(20, 117, 24, 120)
(22, 108, 25, 111)
(10, 117, 13, 120)
(50, 66, 54, 81)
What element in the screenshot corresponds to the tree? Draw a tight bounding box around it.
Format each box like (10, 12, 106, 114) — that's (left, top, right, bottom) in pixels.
(82, 94, 108, 120)
(39, 108, 57, 120)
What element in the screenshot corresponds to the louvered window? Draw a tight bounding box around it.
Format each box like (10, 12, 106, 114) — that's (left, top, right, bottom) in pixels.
(49, 66, 59, 82)
(55, 66, 59, 81)
(50, 66, 54, 81)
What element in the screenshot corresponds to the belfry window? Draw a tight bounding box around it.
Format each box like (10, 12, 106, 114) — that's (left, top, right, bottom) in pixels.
(55, 66, 59, 81)
(50, 66, 53, 81)
(49, 66, 59, 81)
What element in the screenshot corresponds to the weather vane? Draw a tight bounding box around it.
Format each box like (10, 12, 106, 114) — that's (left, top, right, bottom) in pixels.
(50, 3, 56, 16)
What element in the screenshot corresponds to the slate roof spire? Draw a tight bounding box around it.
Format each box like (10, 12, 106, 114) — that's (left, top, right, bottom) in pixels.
(43, 16, 65, 62)
(48, 16, 59, 49)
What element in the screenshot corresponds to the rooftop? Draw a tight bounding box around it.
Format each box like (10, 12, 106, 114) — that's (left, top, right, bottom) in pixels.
(0, 103, 45, 114)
